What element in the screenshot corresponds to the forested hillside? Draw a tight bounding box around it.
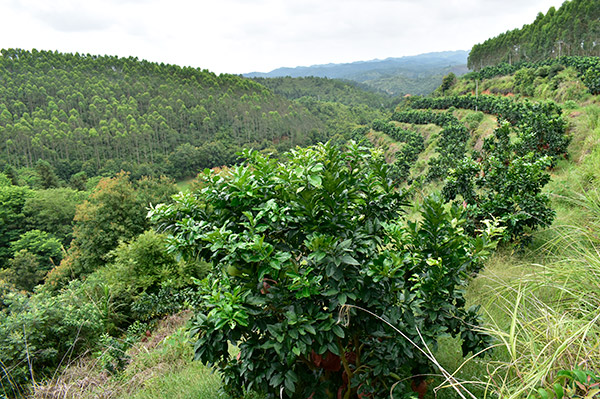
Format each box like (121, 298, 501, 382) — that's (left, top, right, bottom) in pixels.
(469, 0, 600, 69)
(353, 64, 468, 96)
(0, 49, 332, 181)
(250, 76, 394, 108)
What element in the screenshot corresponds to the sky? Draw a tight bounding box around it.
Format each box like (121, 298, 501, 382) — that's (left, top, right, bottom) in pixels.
(1, 0, 566, 75)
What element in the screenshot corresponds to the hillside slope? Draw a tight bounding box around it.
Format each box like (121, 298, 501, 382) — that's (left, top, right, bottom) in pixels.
(469, 0, 600, 69)
(0, 49, 331, 181)
(249, 76, 395, 108)
(361, 58, 600, 397)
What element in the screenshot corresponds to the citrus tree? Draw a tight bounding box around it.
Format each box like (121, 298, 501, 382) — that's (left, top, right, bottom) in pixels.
(150, 142, 497, 398)
(443, 122, 555, 243)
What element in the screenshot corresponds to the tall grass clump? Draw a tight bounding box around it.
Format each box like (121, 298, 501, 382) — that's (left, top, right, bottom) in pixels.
(574, 104, 600, 186)
(470, 188, 600, 398)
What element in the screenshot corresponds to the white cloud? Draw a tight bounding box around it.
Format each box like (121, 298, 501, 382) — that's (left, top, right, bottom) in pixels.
(0, 0, 566, 74)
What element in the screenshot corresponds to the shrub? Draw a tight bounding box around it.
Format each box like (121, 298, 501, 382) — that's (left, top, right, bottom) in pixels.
(443, 123, 555, 243)
(150, 142, 498, 398)
(0, 282, 104, 393)
(82, 230, 209, 329)
(46, 173, 177, 287)
(22, 187, 87, 246)
(464, 111, 485, 131)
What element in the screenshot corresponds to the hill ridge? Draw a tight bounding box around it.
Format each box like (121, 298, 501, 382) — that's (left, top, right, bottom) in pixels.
(245, 50, 469, 96)
(244, 50, 469, 78)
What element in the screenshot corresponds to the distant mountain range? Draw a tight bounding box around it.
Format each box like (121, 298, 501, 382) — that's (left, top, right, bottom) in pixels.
(244, 50, 470, 96)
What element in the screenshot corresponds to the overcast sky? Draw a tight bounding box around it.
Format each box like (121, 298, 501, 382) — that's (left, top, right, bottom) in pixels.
(1, 0, 566, 74)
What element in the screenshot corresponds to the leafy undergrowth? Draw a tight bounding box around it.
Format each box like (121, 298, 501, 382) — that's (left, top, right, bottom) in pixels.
(31, 311, 221, 399)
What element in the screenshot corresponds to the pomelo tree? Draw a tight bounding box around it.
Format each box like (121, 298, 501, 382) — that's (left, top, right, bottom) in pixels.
(151, 142, 498, 398)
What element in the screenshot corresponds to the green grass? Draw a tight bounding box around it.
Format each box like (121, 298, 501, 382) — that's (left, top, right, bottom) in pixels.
(31, 312, 225, 399)
(458, 166, 600, 399)
(128, 363, 221, 399)
(117, 314, 224, 399)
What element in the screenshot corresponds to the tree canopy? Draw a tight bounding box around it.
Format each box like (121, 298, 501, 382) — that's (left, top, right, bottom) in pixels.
(150, 142, 498, 398)
(0, 49, 330, 180)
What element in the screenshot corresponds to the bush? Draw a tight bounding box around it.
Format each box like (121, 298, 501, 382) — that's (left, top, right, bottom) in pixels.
(0, 282, 104, 393)
(82, 230, 209, 329)
(464, 111, 485, 131)
(150, 142, 498, 398)
(443, 123, 555, 243)
(11, 230, 62, 265)
(22, 187, 87, 245)
(46, 173, 177, 287)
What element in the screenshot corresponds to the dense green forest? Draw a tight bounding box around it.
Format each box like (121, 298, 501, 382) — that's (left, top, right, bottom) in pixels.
(0, 49, 359, 181)
(0, 48, 391, 280)
(468, 0, 600, 69)
(352, 64, 469, 97)
(250, 76, 395, 108)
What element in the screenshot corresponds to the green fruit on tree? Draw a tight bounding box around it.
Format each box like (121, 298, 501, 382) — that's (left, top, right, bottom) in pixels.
(226, 264, 244, 277)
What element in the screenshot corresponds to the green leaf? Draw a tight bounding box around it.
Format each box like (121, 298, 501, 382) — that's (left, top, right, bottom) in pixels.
(311, 163, 324, 173)
(332, 324, 345, 338)
(304, 324, 316, 335)
(341, 254, 359, 266)
(311, 251, 327, 263)
(267, 324, 281, 340)
(573, 369, 587, 383)
(233, 312, 249, 327)
(270, 372, 284, 387)
(537, 388, 549, 399)
(328, 341, 340, 356)
(286, 369, 298, 383)
(553, 383, 564, 399)
(276, 251, 292, 262)
(339, 239, 352, 250)
(308, 175, 322, 187)
(284, 374, 296, 393)
(326, 263, 336, 278)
